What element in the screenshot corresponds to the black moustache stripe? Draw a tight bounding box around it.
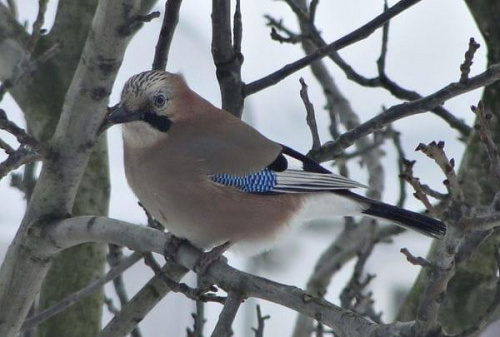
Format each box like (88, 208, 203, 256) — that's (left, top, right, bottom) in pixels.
(142, 113, 172, 132)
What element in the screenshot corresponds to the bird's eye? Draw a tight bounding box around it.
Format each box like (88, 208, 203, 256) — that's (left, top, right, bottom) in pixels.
(154, 94, 167, 107)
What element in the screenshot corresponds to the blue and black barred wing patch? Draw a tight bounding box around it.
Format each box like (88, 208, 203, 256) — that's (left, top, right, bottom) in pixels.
(210, 169, 366, 194)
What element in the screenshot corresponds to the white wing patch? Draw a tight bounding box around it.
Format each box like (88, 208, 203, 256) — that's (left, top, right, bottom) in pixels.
(272, 169, 367, 193)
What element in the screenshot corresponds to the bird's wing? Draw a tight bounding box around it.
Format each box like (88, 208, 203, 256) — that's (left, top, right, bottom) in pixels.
(209, 143, 366, 194)
(168, 109, 364, 193)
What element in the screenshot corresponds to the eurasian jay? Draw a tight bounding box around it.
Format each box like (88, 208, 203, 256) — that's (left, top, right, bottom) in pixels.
(107, 70, 446, 253)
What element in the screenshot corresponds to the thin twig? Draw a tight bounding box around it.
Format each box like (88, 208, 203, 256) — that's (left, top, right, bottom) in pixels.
(143, 253, 224, 304)
(280, 0, 470, 138)
(252, 305, 270, 337)
(28, 0, 48, 52)
(233, 0, 242, 55)
(0, 147, 42, 181)
(459, 38, 481, 83)
(400, 159, 438, 216)
(0, 109, 47, 155)
(265, 16, 304, 44)
(416, 141, 464, 202)
(389, 127, 407, 208)
(21, 252, 143, 332)
(376, 0, 389, 74)
(340, 239, 382, 323)
(152, 0, 183, 70)
(210, 291, 244, 337)
(244, 0, 422, 96)
(299, 78, 321, 151)
(400, 248, 432, 268)
(309, 0, 320, 24)
(187, 276, 207, 337)
(471, 101, 500, 182)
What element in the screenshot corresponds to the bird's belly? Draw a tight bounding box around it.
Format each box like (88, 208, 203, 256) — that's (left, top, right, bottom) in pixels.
(127, 171, 303, 250)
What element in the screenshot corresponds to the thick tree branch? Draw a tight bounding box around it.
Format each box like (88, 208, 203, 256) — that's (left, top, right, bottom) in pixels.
(44, 216, 416, 337)
(0, 2, 143, 336)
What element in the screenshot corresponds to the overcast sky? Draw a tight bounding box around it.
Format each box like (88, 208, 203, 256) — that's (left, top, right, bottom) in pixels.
(0, 1, 489, 336)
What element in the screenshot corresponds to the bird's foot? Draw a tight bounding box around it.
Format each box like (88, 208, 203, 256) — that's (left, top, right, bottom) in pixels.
(194, 241, 232, 275)
(163, 235, 187, 263)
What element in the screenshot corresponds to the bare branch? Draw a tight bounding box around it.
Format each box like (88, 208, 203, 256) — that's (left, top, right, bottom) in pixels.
(99, 260, 188, 337)
(299, 78, 321, 151)
(244, 0, 422, 96)
(459, 38, 481, 83)
(311, 64, 500, 162)
(210, 291, 244, 337)
(265, 16, 304, 44)
(20, 252, 142, 332)
(282, 0, 471, 138)
(471, 101, 500, 182)
(187, 277, 207, 337)
(0, 146, 42, 181)
(309, 0, 320, 24)
(143, 253, 223, 304)
(0, 2, 145, 335)
(152, 0, 183, 70)
(28, 0, 48, 52)
(211, 0, 244, 116)
(400, 248, 432, 268)
(107, 245, 143, 337)
(388, 127, 407, 208)
(47, 216, 415, 337)
(416, 141, 464, 202)
(461, 212, 500, 232)
(400, 159, 438, 216)
(0, 109, 47, 155)
(252, 305, 270, 337)
(0, 136, 15, 154)
(233, 0, 242, 55)
(340, 239, 382, 323)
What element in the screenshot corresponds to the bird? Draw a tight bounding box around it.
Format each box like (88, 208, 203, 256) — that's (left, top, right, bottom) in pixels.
(107, 70, 446, 255)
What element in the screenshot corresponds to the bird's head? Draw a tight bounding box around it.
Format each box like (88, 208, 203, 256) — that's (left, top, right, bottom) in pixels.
(106, 70, 188, 135)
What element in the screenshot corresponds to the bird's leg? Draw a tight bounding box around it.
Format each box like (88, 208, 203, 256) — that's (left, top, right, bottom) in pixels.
(194, 241, 232, 275)
(163, 235, 187, 263)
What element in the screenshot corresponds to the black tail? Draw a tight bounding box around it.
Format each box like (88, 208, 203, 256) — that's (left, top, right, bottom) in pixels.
(363, 202, 445, 239)
(337, 190, 446, 239)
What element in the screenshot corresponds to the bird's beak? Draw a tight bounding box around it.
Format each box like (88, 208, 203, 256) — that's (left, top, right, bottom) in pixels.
(97, 104, 145, 135)
(107, 104, 145, 124)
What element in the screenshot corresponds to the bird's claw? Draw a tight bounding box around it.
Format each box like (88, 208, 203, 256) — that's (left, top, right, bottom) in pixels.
(163, 235, 186, 262)
(194, 241, 232, 274)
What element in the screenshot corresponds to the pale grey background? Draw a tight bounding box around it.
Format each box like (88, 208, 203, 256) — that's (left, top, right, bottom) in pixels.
(0, 1, 491, 336)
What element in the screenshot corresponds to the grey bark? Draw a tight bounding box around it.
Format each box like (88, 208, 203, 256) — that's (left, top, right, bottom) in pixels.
(398, 1, 500, 334)
(0, 1, 144, 337)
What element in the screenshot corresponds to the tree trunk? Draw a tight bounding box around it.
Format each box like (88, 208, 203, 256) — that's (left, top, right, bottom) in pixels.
(398, 1, 500, 333)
